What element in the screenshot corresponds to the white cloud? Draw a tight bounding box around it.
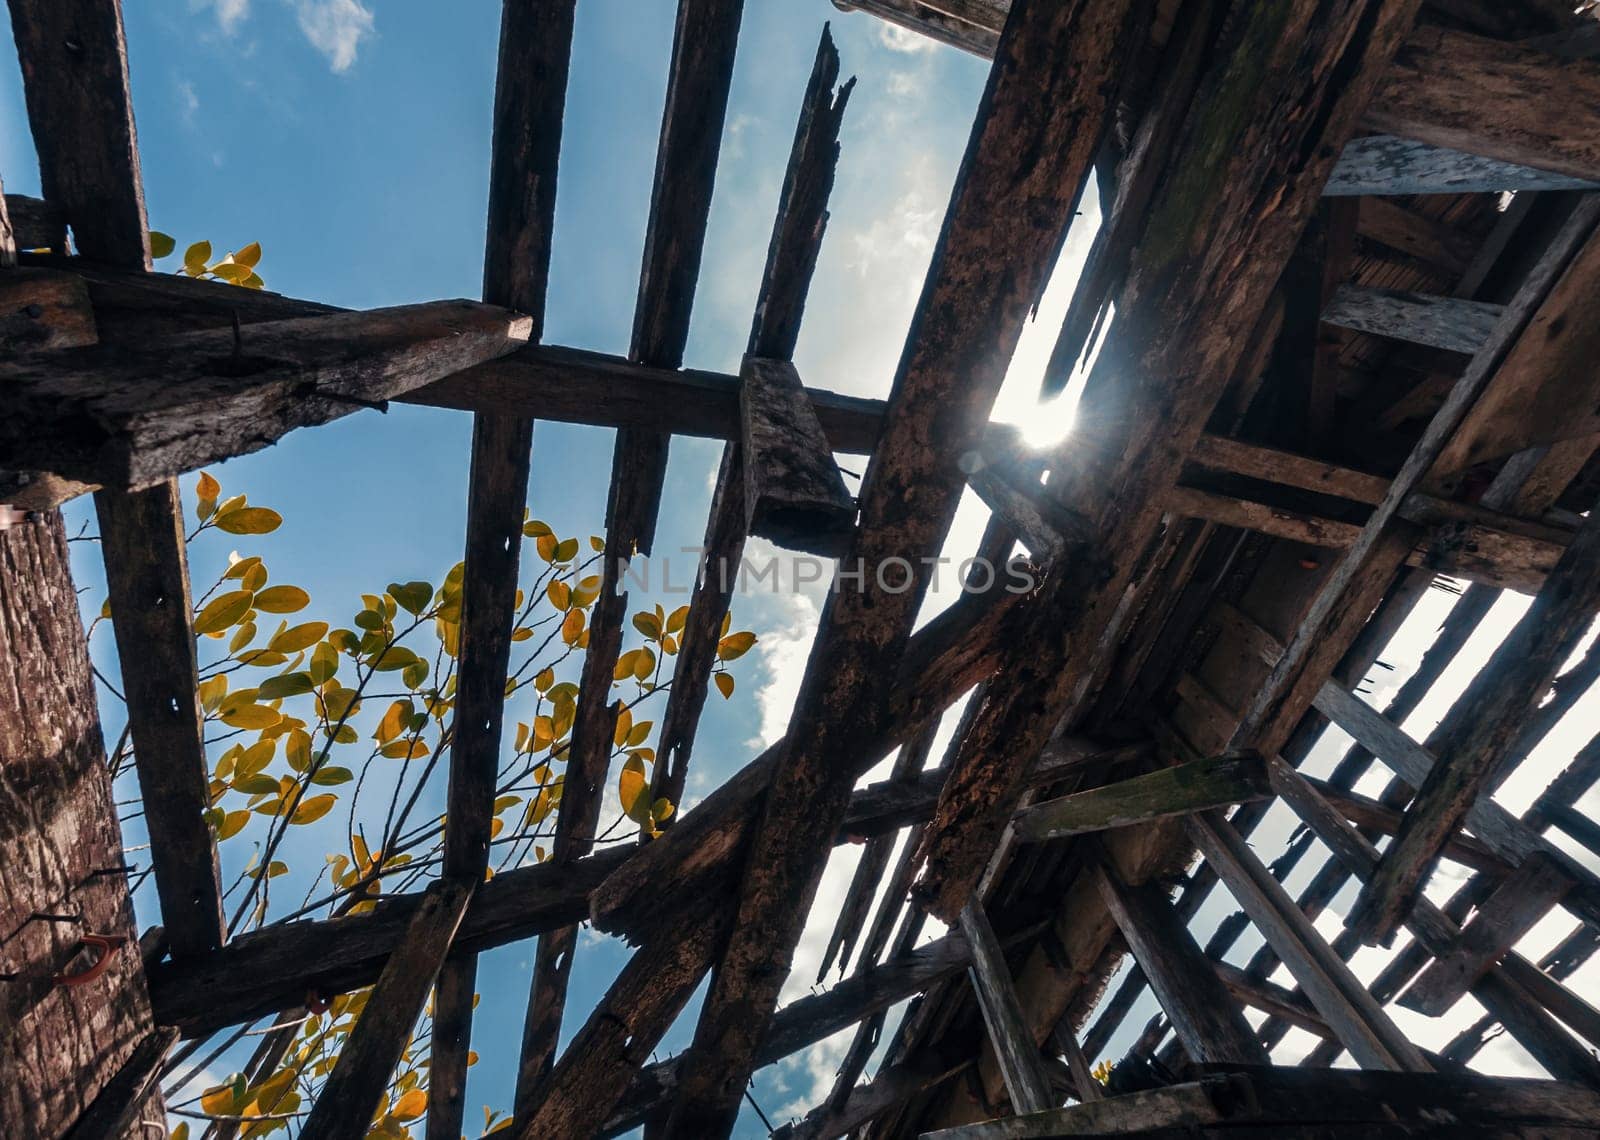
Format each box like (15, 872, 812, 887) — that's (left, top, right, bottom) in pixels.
(879, 24, 934, 54)
(177, 79, 200, 125)
(291, 0, 375, 73)
(194, 0, 252, 35)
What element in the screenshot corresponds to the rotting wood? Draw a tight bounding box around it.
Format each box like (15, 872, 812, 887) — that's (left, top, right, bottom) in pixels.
(2, 192, 65, 252)
(1357, 197, 1475, 275)
(911, 0, 1431, 925)
(0, 301, 534, 490)
(96, 480, 225, 959)
(960, 901, 1055, 1115)
(299, 879, 471, 1140)
(658, 2, 1146, 1132)
(1320, 284, 1503, 355)
(1092, 854, 1266, 1065)
(1013, 752, 1268, 842)
(740, 355, 856, 553)
(61, 1026, 176, 1140)
(1324, 134, 1600, 197)
(8, 0, 149, 268)
(0, 268, 98, 353)
(1350, 499, 1600, 944)
(1185, 811, 1430, 1073)
(1401, 853, 1575, 1016)
(1367, 24, 1600, 184)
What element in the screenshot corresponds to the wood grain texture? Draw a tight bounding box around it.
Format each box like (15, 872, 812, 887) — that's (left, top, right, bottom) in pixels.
(740, 355, 855, 553)
(1320, 284, 1502, 355)
(96, 480, 224, 958)
(1367, 24, 1600, 183)
(7, 0, 149, 268)
(2, 192, 66, 251)
(959, 902, 1055, 1115)
(0, 512, 157, 1136)
(1325, 134, 1600, 197)
(2, 301, 533, 489)
(0, 267, 98, 353)
(299, 879, 471, 1140)
(1015, 753, 1269, 842)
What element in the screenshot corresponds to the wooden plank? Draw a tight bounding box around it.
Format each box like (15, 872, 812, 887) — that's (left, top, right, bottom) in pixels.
(1189, 433, 1389, 505)
(1367, 24, 1600, 184)
(1167, 485, 1363, 550)
(1013, 753, 1268, 842)
(1320, 284, 1503, 355)
(1, 511, 157, 1136)
(1401, 853, 1575, 1016)
(1350, 501, 1600, 943)
(654, 2, 1144, 1133)
(1092, 857, 1267, 1065)
(910, 0, 1428, 924)
(740, 355, 855, 553)
(1214, 962, 1332, 1040)
(1434, 221, 1600, 475)
(959, 901, 1055, 1114)
(1, 301, 534, 490)
(95, 480, 224, 958)
(0, 268, 98, 353)
(3, 192, 66, 251)
(1324, 134, 1600, 196)
(1357, 197, 1475, 274)
(1230, 197, 1600, 763)
(834, 0, 1000, 57)
(8, 0, 149, 268)
(299, 879, 471, 1140)
(1264, 753, 1600, 1085)
(1184, 812, 1431, 1072)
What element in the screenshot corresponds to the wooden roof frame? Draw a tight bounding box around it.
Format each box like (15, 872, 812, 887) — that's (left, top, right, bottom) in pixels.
(7, 0, 1600, 1137)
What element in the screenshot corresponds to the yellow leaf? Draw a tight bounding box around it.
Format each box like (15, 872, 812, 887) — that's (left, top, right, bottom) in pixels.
(714, 672, 735, 700)
(221, 704, 282, 730)
(618, 755, 649, 823)
(613, 706, 633, 748)
(391, 1088, 427, 1121)
(633, 646, 655, 681)
(627, 719, 652, 747)
(199, 1082, 236, 1115)
(632, 612, 661, 640)
(291, 793, 337, 825)
(614, 649, 638, 681)
(651, 798, 675, 823)
(195, 589, 254, 636)
(183, 239, 212, 270)
(534, 667, 554, 692)
(560, 609, 584, 647)
(254, 585, 310, 613)
(547, 580, 571, 610)
(229, 620, 258, 653)
(270, 621, 328, 653)
(217, 809, 251, 840)
(234, 241, 263, 268)
(666, 605, 689, 634)
(197, 471, 221, 501)
(718, 630, 757, 661)
(198, 674, 229, 712)
(150, 230, 177, 259)
(215, 506, 283, 535)
(536, 533, 558, 562)
(376, 700, 410, 744)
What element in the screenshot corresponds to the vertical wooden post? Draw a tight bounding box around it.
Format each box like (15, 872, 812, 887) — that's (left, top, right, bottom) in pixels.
(959, 900, 1055, 1115)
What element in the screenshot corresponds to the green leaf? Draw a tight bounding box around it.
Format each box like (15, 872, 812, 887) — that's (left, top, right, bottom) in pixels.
(258, 672, 313, 700)
(388, 580, 433, 616)
(632, 612, 661, 640)
(269, 621, 328, 653)
(254, 585, 310, 613)
(149, 231, 176, 259)
(311, 765, 354, 786)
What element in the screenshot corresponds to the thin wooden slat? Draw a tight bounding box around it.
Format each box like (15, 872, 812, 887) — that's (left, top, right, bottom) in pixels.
(1366, 24, 1600, 184)
(1, 302, 534, 490)
(513, 2, 745, 1116)
(1350, 501, 1600, 943)
(1013, 753, 1269, 842)
(1400, 853, 1575, 1016)
(1189, 433, 1389, 506)
(740, 355, 855, 553)
(660, 3, 1145, 1131)
(424, 10, 578, 1138)
(299, 879, 471, 1140)
(1324, 135, 1600, 197)
(1184, 811, 1431, 1073)
(1092, 856, 1267, 1065)
(959, 901, 1055, 1115)
(1319, 284, 1503, 355)
(8, 0, 149, 268)
(96, 480, 223, 958)
(1229, 197, 1600, 763)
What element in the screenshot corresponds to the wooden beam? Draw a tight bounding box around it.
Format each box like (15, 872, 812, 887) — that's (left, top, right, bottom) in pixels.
(1433, 220, 1600, 475)
(1185, 812, 1431, 1072)
(3, 192, 66, 251)
(1320, 284, 1503, 355)
(1351, 503, 1600, 942)
(1, 302, 533, 490)
(424, 10, 579, 1135)
(1013, 753, 1268, 842)
(657, 2, 1143, 1133)
(1401, 853, 1575, 1016)
(740, 355, 855, 553)
(1214, 962, 1332, 1041)
(909, 0, 1428, 925)
(1357, 198, 1475, 275)
(833, 0, 1000, 57)
(1367, 24, 1600, 184)
(768, 1051, 969, 1140)
(299, 880, 471, 1140)
(0, 269, 98, 354)
(96, 481, 224, 958)
(1229, 197, 1600, 764)
(8, 0, 149, 268)
(1093, 856, 1267, 1065)
(959, 901, 1055, 1115)
(1324, 134, 1600, 196)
